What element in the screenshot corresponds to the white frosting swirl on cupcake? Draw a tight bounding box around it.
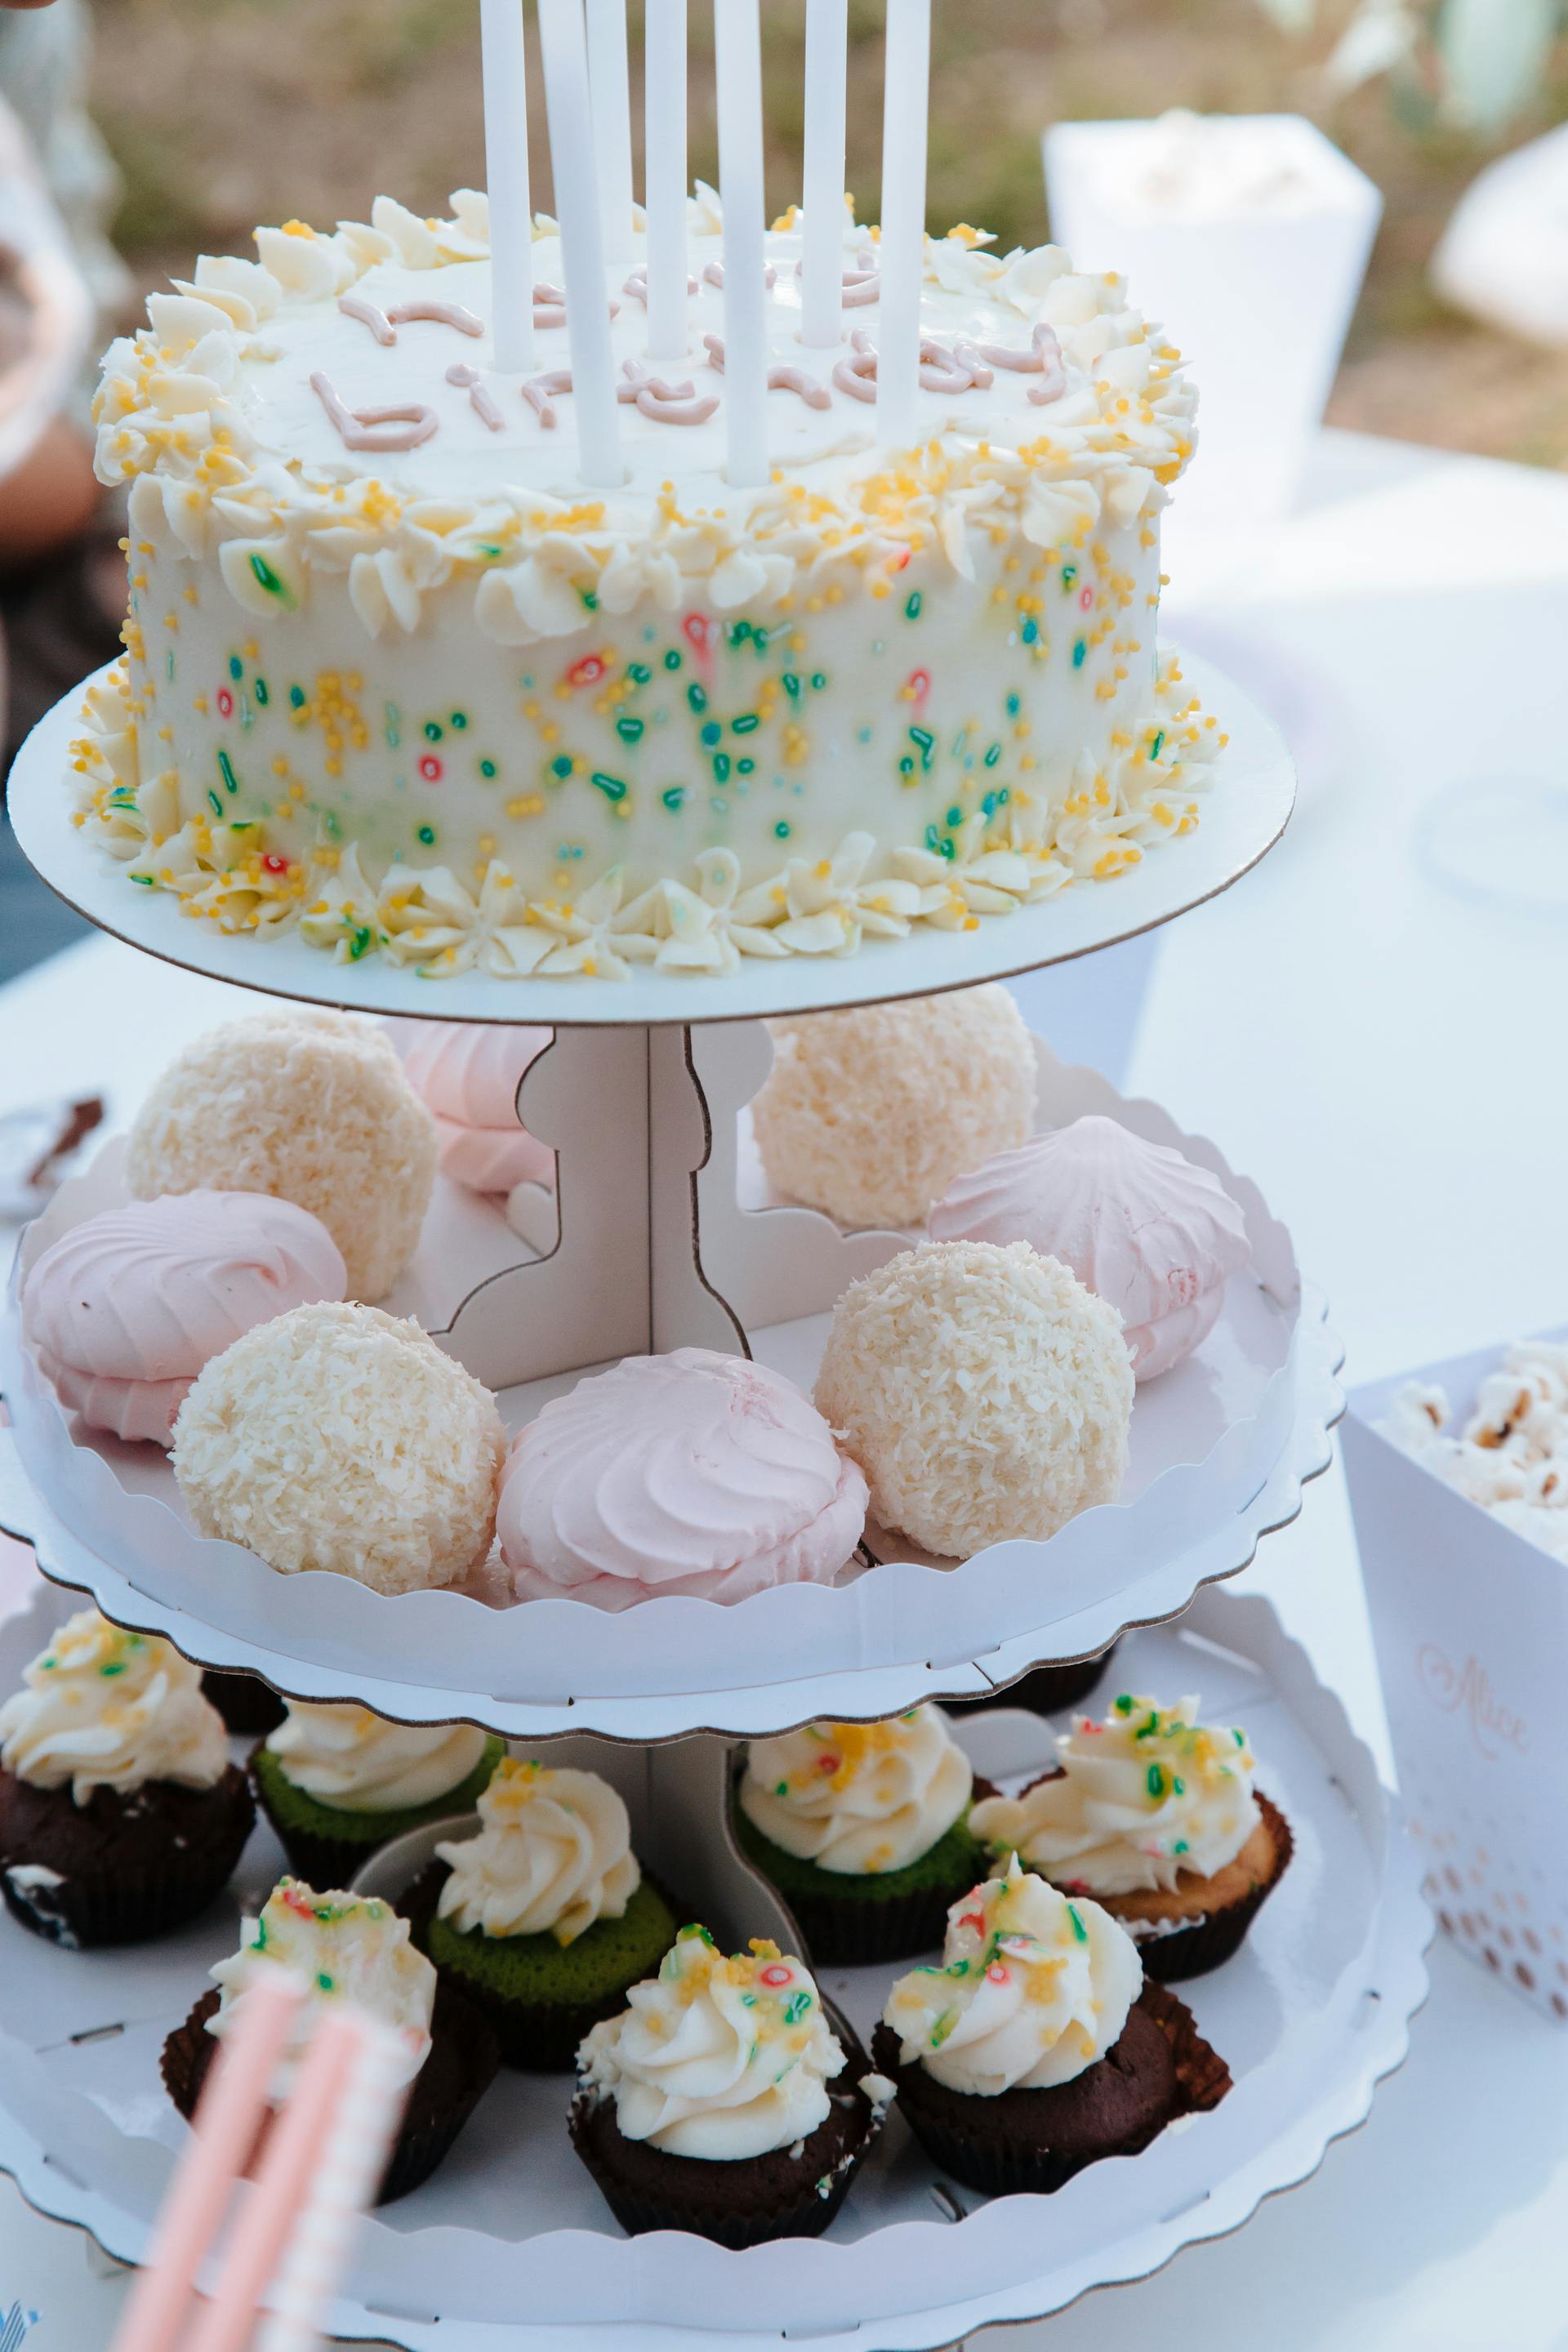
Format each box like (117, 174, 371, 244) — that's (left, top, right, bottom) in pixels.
(435, 1758, 639, 1944)
(577, 1927, 844, 2159)
(882, 1855, 1141, 2094)
(969, 1693, 1258, 1895)
(207, 1878, 434, 2096)
(0, 1610, 228, 1803)
(265, 1701, 488, 1814)
(739, 1708, 972, 1874)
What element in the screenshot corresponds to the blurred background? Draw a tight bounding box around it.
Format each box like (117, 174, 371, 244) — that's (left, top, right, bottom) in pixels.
(2, 0, 1567, 978)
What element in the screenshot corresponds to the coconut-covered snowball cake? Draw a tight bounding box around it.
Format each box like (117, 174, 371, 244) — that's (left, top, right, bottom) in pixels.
(929, 1115, 1250, 1379)
(172, 1300, 505, 1592)
(752, 987, 1036, 1230)
(815, 1241, 1133, 1557)
(125, 1011, 437, 1300)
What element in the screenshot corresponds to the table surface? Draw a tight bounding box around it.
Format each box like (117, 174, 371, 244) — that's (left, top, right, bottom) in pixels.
(2, 426, 1567, 2350)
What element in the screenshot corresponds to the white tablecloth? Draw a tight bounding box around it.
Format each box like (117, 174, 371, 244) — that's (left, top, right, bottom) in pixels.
(2, 428, 1567, 2350)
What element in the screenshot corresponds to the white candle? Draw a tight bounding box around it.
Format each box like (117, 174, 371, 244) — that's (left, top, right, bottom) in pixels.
(586, 0, 635, 257)
(538, 0, 623, 487)
(644, 0, 688, 362)
(479, 0, 535, 372)
(877, 0, 930, 451)
(800, 0, 848, 349)
(714, 0, 768, 488)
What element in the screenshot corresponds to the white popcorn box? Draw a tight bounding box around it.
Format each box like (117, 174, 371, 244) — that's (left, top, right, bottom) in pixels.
(1344, 1332, 1568, 2022)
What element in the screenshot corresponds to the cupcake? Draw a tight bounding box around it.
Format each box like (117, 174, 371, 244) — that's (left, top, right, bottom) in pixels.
(734, 1708, 995, 1964)
(752, 986, 1036, 1230)
(403, 1758, 679, 2069)
(162, 1878, 499, 2205)
(172, 1301, 506, 1594)
(871, 1856, 1231, 2195)
(815, 1241, 1133, 1559)
(125, 1011, 437, 1300)
(252, 1702, 503, 1889)
(21, 1191, 347, 1446)
(389, 1018, 555, 1196)
(929, 1116, 1252, 1379)
(499, 1348, 867, 1608)
(0, 1610, 253, 1946)
(570, 1924, 885, 2247)
(969, 1692, 1293, 1980)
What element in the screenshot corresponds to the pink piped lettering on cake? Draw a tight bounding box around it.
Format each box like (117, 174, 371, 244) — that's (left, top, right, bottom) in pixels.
(447, 362, 505, 432)
(337, 292, 396, 345)
(703, 336, 831, 410)
(521, 368, 573, 428)
(388, 297, 484, 337)
(310, 372, 439, 452)
(616, 359, 719, 426)
(833, 330, 880, 403)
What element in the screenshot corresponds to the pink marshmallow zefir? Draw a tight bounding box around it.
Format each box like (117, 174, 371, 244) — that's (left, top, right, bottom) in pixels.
(21, 1191, 347, 1445)
(498, 1348, 869, 1609)
(385, 1019, 555, 1195)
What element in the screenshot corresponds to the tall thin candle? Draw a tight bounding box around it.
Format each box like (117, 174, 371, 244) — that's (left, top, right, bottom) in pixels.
(538, 0, 624, 487)
(644, 0, 689, 361)
(714, 0, 768, 487)
(586, 0, 635, 257)
(479, 0, 535, 371)
(877, 0, 930, 451)
(800, 0, 849, 348)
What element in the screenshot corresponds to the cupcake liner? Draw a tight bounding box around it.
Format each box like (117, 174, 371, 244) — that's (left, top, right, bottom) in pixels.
(945, 1646, 1120, 1721)
(0, 1766, 255, 1949)
(249, 1738, 504, 1895)
(402, 1861, 687, 2073)
(201, 1669, 286, 1737)
(1123, 1793, 1295, 1984)
(163, 1981, 500, 2207)
(569, 2007, 880, 2248)
(871, 1986, 1231, 2198)
(731, 1782, 998, 1969)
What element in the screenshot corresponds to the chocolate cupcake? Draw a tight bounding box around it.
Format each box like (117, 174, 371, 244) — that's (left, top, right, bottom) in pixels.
(944, 1644, 1119, 1722)
(202, 1670, 286, 1737)
(570, 1925, 885, 2247)
(970, 1690, 1292, 1981)
(406, 1758, 678, 2070)
(872, 1855, 1230, 2194)
(162, 1878, 498, 2205)
(733, 1709, 994, 1965)
(0, 1610, 253, 1947)
(252, 1700, 503, 1889)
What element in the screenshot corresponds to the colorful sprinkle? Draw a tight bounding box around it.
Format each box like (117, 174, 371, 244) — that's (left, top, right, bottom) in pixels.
(1072, 639, 1087, 668)
(416, 823, 436, 845)
(216, 751, 239, 795)
(904, 591, 923, 621)
(248, 552, 294, 607)
(590, 772, 628, 803)
(417, 754, 443, 782)
(216, 687, 234, 719)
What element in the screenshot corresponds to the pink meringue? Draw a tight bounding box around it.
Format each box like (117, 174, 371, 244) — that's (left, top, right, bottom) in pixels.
(387, 1020, 555, 1200)
(498, 1347, 869, 1609)
(928, 1115, 1251, 1381)
(21, 1191, 347, 1445)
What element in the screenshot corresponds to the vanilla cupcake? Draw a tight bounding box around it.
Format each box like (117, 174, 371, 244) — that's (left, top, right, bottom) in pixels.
(404, 1758, 679, 2069)
(22, 1191, 345, 1446)
(929, 1116, 1251, 1379)
(571, 1925, 884, 2247)
(735, 1709, 992, 1963)
(499, 1348, 867, 1608)
(0, 1611, 253, 1945)
(161, 1878, 499, 2204)
(252, 1702, 502, 1890)
(871, 1857, 1231, 2194)
(970, 1692, 1293, 1980)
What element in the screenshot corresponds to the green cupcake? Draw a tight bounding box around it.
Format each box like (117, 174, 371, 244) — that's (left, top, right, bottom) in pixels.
(734, 1708, 994, 1965)
(252, 1704, 503, 1889)
(406, 1757, 677, 2071)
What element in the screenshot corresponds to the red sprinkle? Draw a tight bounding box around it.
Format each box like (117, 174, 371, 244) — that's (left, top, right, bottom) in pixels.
(987, 1962, 1009, 1984)
(682, 612, 717, 657)
(261, 853, 289, 875)
(216, 687, 234, 719)
(1078, 585, 1094, 612)
(817, 1754, 840, 1775)
(906, 666, 932, 709)
(417, 754, 443, 782)
(958, 1911, 986, 1938)
(759, 1963, 793, 1988)
(565, 653, 608, 689)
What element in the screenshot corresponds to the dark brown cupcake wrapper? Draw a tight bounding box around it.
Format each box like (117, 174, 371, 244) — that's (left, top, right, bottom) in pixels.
(568, 2118, 870, 2248)
(253, 1816, 398, 1899)
(201, 1669, 287, 1738)
(1117, 1793, 1295, 1985)
(763, 1878, 973, 1970)
(163, 1979, 499, 2207)
(0, 1766, 254, 1949)
(872, 1985, 1230, 2198)
(945, 1646, 1120, 1721)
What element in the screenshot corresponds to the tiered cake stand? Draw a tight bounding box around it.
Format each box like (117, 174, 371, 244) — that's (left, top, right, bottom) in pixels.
(0, 655, 1431, 2348)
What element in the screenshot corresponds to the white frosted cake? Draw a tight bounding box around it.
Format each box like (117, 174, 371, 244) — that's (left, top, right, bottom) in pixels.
(72, 189, 1220, 979)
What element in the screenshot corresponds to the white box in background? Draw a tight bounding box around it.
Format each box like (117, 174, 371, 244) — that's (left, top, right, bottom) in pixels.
(1043, 113, 1382, 583)
(1345, 1332, 1568, 2024)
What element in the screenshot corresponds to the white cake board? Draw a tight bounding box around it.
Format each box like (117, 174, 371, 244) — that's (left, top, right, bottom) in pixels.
(7, 650, 1294, 1025)
(0, 1584, 1430, 2350)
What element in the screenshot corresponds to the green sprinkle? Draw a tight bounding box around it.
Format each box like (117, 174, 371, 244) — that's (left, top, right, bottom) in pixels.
(217, 749, 238, 795)
(929, 2007, 956, 2049)
(732, 712, 760, 735)
(712, 752, 731, 782)
(580, 588, 599, 611)
(783, 1990, 813, 2025)
(207, 788, 224, 818)
(1172, 1776, 1186, 1796)
(1006, 692, 1021, 717)
(476, 543, 502, 559)
(984, 742, 1002, 768)
(1174, 1839, 1190, 1855)
(254, 678, 270, 706)
(945, 804, 962, 827)
(228, 655, 243, 680)
(131, 873, 154, 885)
(424, 720, 443, 742)
(247, 552, 292, 606)
(700, 719, 722, 746)
(1115, 1694, 1134, 1714)
(1072, 639, 1087, 669)
(742, 1992, 757, 2007)
(1234, 1727, 1247, 1747)
(1021, 615, 1040, 644)
(1147, 1763, 1166, 1800)
(1061, 563, 1077, 588)
(898, 755, 915, 777)
(616, 716, 645, 744)
(416, 823, 436, 845)
(348, 925, 372, 961)
(628, 662, 653, 684)
(774, 1780, 789, 1798)
(99, 1661, 125, 1677)
(662, 786, 688, 811)
(904, 591, 923, 621)
(664, 648, 682, 670)
(782, 672, 801, 699)
(1067, 1903, 1088, 1944)
(551, 755, 574, 779)
(479, 758, 498, 778)
(1149, 729, 1165, 761)
(451, 711, 469, 730)
(318, 1972, 335, 1993)
(773, 820, 791, 840)
(809, 671, 826, 690)
(737, 756, 755, 775)
(590, 771, 628, 803)
(908, 725, 935, 769)
(687, 683, 708, 714)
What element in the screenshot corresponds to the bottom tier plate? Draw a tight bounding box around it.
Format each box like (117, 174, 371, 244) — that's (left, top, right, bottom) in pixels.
(0, 1583, 1428, 2350)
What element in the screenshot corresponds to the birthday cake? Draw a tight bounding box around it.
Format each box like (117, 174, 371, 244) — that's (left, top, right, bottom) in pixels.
(73, 190, 1218, 979)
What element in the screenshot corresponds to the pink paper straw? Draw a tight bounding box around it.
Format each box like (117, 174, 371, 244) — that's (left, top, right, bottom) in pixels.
(109, 1972, 307, 2352)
